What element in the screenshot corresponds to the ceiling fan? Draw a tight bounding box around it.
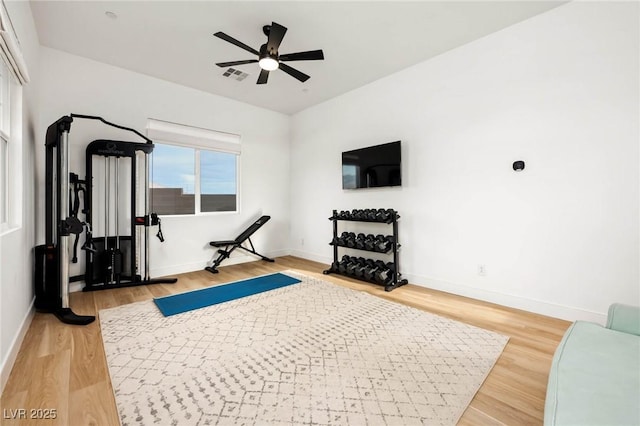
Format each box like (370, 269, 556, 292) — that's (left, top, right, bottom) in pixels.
(213, 22, 324, 85)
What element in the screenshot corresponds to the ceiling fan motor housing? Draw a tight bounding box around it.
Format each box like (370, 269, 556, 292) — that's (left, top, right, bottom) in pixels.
(259, 43, 278, 61)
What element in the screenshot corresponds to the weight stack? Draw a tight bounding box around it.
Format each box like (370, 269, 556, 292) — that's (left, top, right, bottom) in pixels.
(34, 244, 60, 312)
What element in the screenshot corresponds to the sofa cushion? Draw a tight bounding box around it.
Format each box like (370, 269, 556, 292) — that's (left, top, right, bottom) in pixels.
(607, 303, 640, 336)
(545, 321, 640, 425)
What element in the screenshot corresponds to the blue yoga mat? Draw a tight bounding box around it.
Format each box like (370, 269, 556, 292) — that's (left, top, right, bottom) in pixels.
(153, 273, 301, 317)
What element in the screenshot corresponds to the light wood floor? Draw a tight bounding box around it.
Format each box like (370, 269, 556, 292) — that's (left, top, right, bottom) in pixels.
(1, 256, 570, 425)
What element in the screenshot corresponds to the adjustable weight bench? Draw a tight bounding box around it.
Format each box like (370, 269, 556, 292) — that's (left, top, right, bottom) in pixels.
(205, 215, 274, 274)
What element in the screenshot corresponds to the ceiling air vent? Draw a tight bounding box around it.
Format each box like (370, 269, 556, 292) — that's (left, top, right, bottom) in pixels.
(223, 68, 249, 81)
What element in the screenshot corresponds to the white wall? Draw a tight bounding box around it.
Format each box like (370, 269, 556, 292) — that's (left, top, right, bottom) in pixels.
(290, 2, 639, 323)
(38, 47, 291, 280)
(0, 1, 41, 391)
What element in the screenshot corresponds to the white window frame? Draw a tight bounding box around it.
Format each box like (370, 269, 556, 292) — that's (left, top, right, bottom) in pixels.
(146, 119, 241, 216)
(0, 0, 29, 234)
(0, 133, 7, 228)
(0, 56, 14, 232)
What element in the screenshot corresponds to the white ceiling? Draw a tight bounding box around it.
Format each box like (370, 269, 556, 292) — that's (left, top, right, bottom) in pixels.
(30, 1, 565, 115)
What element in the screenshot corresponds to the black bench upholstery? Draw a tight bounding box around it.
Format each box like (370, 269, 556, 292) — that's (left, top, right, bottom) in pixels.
(205, 215, 274, 274)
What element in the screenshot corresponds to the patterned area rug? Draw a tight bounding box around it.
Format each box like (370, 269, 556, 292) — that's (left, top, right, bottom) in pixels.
(99, 271, 508, 426)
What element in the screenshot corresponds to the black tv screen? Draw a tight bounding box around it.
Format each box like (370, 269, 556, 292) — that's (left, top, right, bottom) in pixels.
(342, 141, 401, 189)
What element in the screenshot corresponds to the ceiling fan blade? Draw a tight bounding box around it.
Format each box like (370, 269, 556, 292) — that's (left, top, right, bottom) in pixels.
(279, 50, 324, 62)
(257, 69, 269, 84)
(215, 59, 258, 68)
(279, 63, 310, 83)
(266, 22, 287, 54)
(213, 32, 259, 56)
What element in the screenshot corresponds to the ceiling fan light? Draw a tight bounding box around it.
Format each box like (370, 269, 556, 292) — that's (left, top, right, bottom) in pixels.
(259, 56, 279, 71)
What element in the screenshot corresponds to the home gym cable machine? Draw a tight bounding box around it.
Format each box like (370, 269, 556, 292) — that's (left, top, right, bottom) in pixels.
(35, 114, 176, 325)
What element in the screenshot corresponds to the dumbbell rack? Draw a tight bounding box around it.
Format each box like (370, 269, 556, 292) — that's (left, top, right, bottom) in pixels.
(323, 209, 408, 292)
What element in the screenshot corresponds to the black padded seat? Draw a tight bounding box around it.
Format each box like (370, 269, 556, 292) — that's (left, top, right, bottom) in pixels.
(205, 215, 274, 274)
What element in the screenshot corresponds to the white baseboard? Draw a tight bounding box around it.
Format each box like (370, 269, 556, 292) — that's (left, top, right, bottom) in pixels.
(290, 251, 605, 324)
(403, 272, 606, 324)
(150, 260, 210, 278)
(69, 281, 83, 293)
(1, 298, 35, 394)
(69, 250, 292, 293)
(68, 248, 602, 324)
(151, 249, 292, 277)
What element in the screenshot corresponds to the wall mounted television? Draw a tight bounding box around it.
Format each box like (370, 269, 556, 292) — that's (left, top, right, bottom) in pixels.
(342, 141, 401, 189)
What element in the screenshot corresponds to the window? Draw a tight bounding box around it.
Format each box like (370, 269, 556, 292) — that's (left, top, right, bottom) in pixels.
(151, 144, 196, 215)
(0, 135, 7, 225)
(0, 1, 30, 232)
(147, 119, 240, 215)
(0, 59, 11, 228)
(200, 149, 237, 213)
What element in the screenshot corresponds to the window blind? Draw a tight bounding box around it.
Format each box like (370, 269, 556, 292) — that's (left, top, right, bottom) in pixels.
(146, 119, 241, 155)
(0, 1, 29, 84)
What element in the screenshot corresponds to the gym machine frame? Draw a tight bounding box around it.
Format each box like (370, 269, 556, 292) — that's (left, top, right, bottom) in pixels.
(83, 137, 175, 290)
(323, 209, 408, 292)
(35, 114, 176, 325)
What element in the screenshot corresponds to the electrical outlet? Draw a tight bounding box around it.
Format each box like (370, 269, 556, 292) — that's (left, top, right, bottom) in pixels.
(477, 264, 486, 276)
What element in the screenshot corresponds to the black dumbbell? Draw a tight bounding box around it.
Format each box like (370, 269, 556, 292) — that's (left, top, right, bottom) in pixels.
(363, 259, 382, 281)
(375, 208, 389, 222)
(375, 262, 396, 285)
(375, 235, 394, 252)
(386, 209, 397, 221)
(338, 255, 351, 274)
(344, 259, 355, 275)
(386, 235, 395, 249)
(369, 260, 387, 282)
(338, 210, 350, 220)
(336, 231, 350, 246)
(345, 232, 357, 248)
(366, 209, 377, 220)
(346, 257, 360, 275)
(354, 257, 369, 278)
(355, 233, 367, 250)
(374, 235, 386, 252)
(364, 234, 376, 251)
